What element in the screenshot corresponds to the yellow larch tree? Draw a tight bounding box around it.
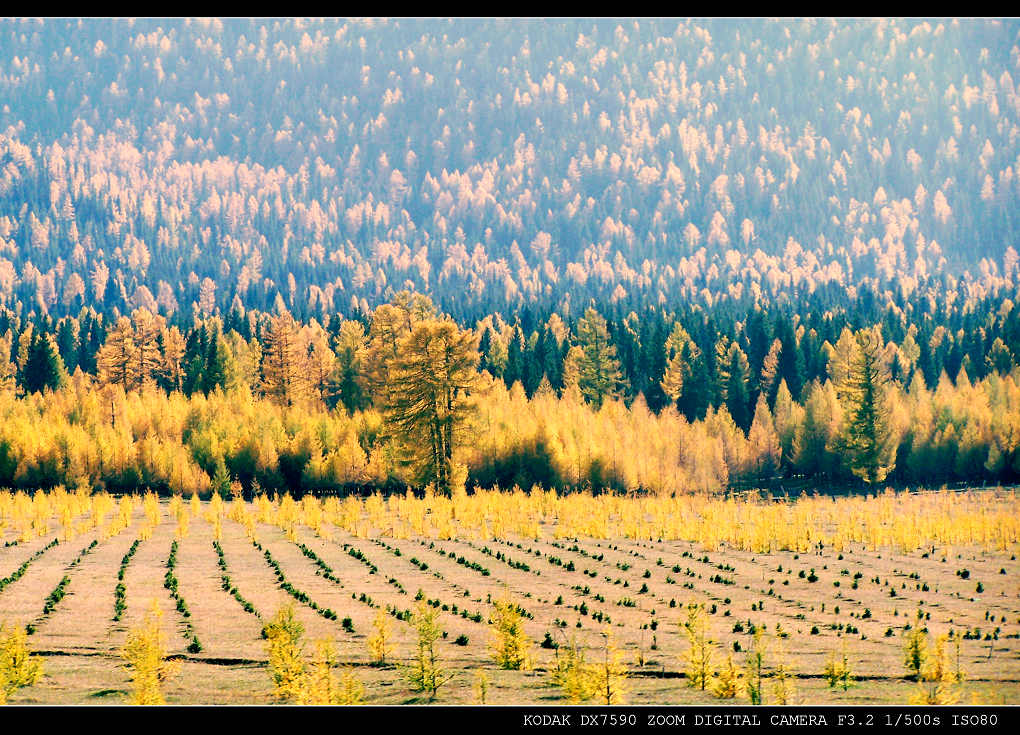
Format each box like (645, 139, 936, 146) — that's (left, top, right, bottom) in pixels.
(0, 621, 44, 704)
(263, 604, 307, 702)
(404, 598, 455, 699)
(910, 632, 962, 705)
(367, 608, 394, 666)
(550, 634, 598, 703)
(301, 638, 364, 705)
(712, 653, 743, 699)
(121, 600, 178, 705)
(489, 590, 533, 671)
(591, 627, 627, 705)
(260, 310, 309, 407)
(823, 640, 856, 692)
(681, 601, 717, 691)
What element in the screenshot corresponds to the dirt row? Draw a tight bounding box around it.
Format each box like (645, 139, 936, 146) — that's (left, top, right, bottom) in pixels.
(0, 504, 1017, 704)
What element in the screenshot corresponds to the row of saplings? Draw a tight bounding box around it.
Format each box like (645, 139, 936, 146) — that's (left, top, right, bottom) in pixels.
(674, 603, 971, 706)
(256, 589, 627, 705)
(0, 598, 971, 705)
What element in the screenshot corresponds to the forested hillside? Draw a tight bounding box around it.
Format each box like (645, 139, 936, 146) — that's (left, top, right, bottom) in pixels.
(0, 18, 1018, 320)
(0, 19, 1019, 496)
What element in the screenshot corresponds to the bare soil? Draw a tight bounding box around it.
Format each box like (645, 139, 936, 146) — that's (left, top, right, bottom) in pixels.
(1, 501, 1017, 705)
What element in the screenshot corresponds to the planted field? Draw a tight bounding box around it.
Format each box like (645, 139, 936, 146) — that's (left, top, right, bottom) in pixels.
(0, 488, 1018, 705)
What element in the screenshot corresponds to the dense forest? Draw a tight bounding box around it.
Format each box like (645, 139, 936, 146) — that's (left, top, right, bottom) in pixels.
(1, 286, 1018, 496)
(0, 18, 1018, 320)
(0, 19, 1018, 496)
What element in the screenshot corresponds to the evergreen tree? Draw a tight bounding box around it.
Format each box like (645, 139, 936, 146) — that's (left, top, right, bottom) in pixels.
(22, 333, 66, 393)
(718, 340, 752, 433)
(613, 315, 642, 403)
(332, 320, 369, 413)
(834, 326, 896, 484)
(504, 326, 524, 390)
(776, 317, 806, 401)
(661, 323, 701, 414)
(801, 328, 827, 386)
(55, 318, 79, 374)
(640, 311, 670, 411)
(540, 325, 565, 392)
(745, 308, 773, 381)
(477, 327, 493, 375)
(521, 331, 543, 397)
(572, 307, 627, 409)
(181, 326, 209, 396)
(79, 314, 103, 376)
(679, 348, 712, 422)
(201, 331, 237, 394)
(210, 455, 232, 500)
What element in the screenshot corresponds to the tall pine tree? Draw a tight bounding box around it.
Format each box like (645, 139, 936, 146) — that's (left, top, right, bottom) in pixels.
(834, 327, 896, 484)
(22, 333, 67, 393)
(569, 307, 627, 409)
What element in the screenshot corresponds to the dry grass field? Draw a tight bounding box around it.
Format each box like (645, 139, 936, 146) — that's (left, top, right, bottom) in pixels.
(0, 490, 1018, 705)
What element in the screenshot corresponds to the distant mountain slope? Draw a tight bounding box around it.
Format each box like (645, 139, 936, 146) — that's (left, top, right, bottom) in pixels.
(0, 18, 1017, 321)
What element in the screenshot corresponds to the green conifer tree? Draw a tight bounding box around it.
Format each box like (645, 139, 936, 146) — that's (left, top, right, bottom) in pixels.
(22, 333, 67, 394)
(834, 327, 896, 484)
(572, 307, 627, 409)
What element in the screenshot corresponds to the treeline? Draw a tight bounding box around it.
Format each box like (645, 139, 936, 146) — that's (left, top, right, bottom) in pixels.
(0, 288, 1018, 496)
(3, 277, 1019, 418)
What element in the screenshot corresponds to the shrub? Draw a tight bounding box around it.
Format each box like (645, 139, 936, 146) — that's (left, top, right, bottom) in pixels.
(263, 604, 306, 702)
(489, 591, 533, 670)
(0, 622, 44, 703)
(122, 600, 179, 705)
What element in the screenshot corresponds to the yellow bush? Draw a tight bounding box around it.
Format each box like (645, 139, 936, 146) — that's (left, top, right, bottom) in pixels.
(263, 604, 306, 702)
(0, 622, 43, 704)
(121, 600, 178, 705)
